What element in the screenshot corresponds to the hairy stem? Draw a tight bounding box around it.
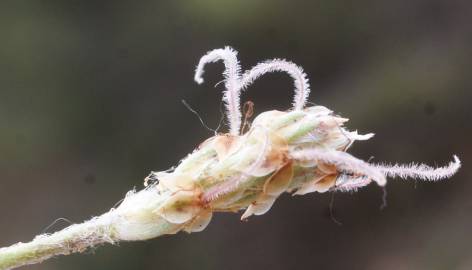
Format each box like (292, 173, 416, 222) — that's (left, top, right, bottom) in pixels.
(0, 214, 114, 269)
(0, 188, 176, 270)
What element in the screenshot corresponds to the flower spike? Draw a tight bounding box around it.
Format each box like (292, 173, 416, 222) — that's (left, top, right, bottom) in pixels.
(0, 47, 460, 270)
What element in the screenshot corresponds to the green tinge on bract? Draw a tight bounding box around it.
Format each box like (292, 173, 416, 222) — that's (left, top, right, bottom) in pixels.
(153, 106, 349, 227)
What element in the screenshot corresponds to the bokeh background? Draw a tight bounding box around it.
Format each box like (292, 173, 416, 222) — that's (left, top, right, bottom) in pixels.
(0, 1, 471, 269)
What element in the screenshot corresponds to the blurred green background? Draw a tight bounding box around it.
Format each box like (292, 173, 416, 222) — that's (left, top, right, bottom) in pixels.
(0, 1, 471, 269)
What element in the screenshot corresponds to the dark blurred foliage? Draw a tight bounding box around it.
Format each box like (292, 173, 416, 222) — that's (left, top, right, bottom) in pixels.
(0, 1, 471, 269)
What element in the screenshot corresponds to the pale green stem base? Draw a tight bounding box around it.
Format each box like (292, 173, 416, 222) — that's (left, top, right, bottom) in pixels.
(0, 188, 174, 270)
(0, 213, 117, 270)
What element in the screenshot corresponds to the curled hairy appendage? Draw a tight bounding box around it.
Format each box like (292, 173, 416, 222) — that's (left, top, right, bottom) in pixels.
(374, 155, 461, 181)
(194, 46, 242, 135)
(240, 59, 310, 110)
(194, 48, 311, 135)
(291, 149, 387, 186)
(194, 46, 241, 86)
(291, 149, 461, 190)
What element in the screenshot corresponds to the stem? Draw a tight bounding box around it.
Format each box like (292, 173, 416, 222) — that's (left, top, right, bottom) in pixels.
(0, 188, 175, 270)
(0, 213, 115, 269)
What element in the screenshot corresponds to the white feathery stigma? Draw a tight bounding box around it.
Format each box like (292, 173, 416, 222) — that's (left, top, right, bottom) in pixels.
(195, 46, 242, 135)
(374, 155, 461, 181)
(194, 47, 310, 135)
(291, 148, 387, 186)
(240, 59, 310, 110)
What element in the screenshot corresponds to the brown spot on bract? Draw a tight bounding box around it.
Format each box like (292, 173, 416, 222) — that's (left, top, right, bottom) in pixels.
(293, 173, 326, 195)
(259, 132, 290, 172)
(263, 162, 294, 196)
(240, 194, 276, 220)
(261, 149, 286, 171)
(313, 174, 337, 193)
(317, 162, 337, 174)
(155, 191, 201, 224)
(213, 135, 239, 160)
(184, 210, 212, 233)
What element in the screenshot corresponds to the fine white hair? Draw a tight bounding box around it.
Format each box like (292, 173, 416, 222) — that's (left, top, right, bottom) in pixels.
(374, 155, 461, 181)
(240, 59, 310, 110)
(291, 148, 386, 186)
(292, 149, 461, 189)
(194, 47, 310, 135)
(194, 46, 242, 135)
